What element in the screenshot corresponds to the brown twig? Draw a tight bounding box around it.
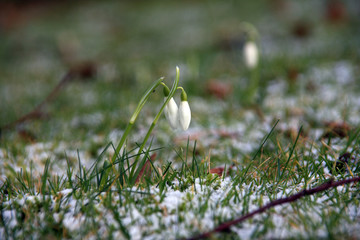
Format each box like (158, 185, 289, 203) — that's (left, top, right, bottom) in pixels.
(185, 176, 360, 240)
(2, 72, 72, 131)
(1, 62, 96, 132)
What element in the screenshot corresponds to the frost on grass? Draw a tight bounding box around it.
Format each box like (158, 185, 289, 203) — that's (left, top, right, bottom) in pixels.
(1, 58, 360, 238)
(1, 176, 359, 240)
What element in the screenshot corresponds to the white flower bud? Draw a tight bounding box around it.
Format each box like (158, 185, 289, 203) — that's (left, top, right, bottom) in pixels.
(164, 97, 179, 129)
(243, 41, 259, 69)
(179, 100, 191, 130)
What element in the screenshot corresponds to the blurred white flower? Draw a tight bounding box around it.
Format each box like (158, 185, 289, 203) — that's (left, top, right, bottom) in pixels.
(179, 100, 191, 130)
(164, 97, 179, 129)
(243, 41, 259, 69)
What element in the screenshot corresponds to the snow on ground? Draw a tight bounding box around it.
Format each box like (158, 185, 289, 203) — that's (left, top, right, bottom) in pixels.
(1, 175, 359, 239)
(0, 60, 359, 239)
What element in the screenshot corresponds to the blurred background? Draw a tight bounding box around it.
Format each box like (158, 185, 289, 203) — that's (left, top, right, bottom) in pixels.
(0, 0, 359, 143)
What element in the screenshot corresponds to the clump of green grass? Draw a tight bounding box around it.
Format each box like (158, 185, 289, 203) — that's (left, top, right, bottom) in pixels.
(1, 106, 359, 239)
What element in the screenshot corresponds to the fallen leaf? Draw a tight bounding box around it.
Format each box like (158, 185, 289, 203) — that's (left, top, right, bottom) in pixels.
(135, 153, 156, 184)
(206, 80, 233, 99)
(325, 0, 347, 24)
(322, 121, 351, 139)
(209, 165, 234, 177)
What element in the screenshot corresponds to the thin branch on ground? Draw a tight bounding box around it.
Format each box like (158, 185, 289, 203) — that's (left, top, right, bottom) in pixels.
(185, 176, 360, 240)
(1, 62, 96, 132)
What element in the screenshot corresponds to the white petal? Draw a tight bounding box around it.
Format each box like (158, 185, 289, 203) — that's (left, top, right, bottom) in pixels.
(164, 97, 179, 129)
(243, 41, 258, 69)
(179, 101, 191, 130)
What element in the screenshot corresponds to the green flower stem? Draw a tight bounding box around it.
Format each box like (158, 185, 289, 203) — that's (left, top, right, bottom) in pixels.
(177, 87, 187, 101)
(246, 66, 259, 103)
(241, 22, 258, 41)
(129, 67, 180, 182)
(112, 76, 165, 165)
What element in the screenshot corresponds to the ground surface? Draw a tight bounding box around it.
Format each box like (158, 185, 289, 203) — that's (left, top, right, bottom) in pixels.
(0, 0, 360, 239)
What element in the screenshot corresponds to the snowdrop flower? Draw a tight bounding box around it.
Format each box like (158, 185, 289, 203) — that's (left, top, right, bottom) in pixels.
(178, 89, 191, 130)
(164, 97, 179, 129)
(163, 85, 179, 129)
(243, 41, 259, 69)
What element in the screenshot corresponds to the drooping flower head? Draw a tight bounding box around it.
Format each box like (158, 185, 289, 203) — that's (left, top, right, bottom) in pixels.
(178, 89, 191, 131)
(243, 41, 259, 69)
(163, 85, 179, 129)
